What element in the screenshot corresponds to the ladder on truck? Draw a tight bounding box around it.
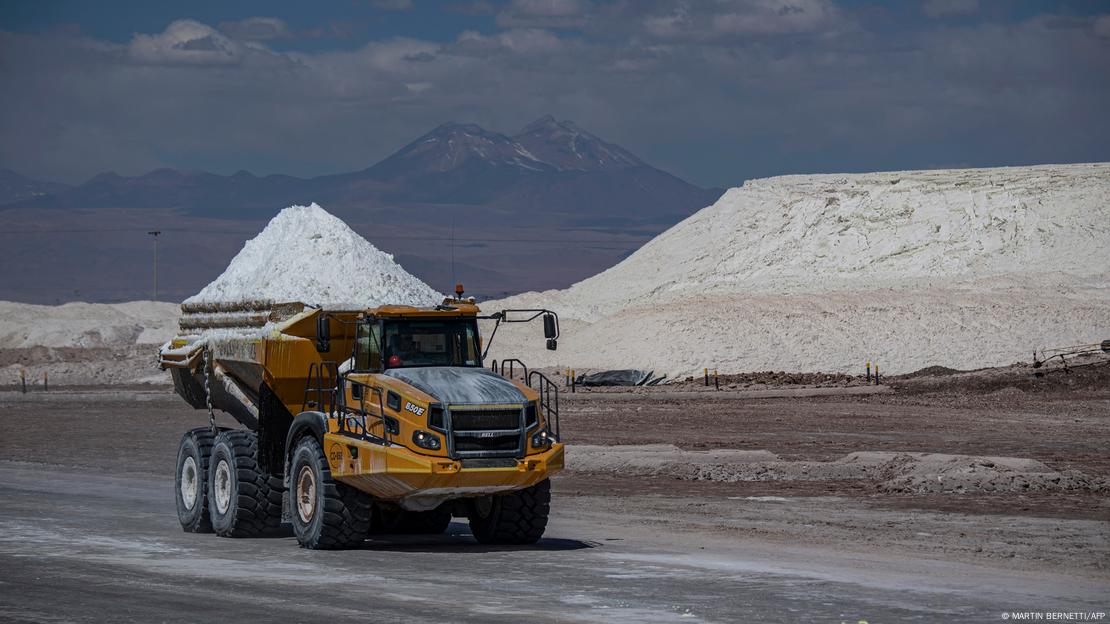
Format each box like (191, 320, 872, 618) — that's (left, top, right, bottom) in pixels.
(491, 359, 560, 441)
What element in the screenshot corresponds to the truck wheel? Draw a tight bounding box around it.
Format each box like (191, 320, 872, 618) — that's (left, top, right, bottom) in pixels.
(401, 508, 452, 535)
(289, 436, 371, 549)
(467, 479, 550, 545)
(175, 428, 215, 533)
(208, 430, 284, 537)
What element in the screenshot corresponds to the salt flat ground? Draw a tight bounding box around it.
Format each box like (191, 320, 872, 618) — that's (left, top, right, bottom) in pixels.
(0, 381, 1107, 623)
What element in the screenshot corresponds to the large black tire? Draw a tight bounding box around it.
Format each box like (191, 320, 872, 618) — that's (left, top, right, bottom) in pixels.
(175, 428, 215, 533)
(467, 479, 550, 545)
(289, 436, 371, 549)
(207, 430, 284, 538)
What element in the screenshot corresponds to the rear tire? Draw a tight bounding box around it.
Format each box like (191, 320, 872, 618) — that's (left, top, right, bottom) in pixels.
(175, 428, 215, 533)
(289, 436, 371, 549)
(467, 479, 550, 545)
(208, 430, 284, 537)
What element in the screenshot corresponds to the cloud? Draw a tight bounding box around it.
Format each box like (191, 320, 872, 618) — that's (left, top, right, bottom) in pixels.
(921, 0, 979, 19)
(1094, 15, 1110, 38)
(2, 9, 1108, 187)
(715, 0, 840, 35)
(128, 19, 241, 65)
(497, 0, 593, 29)
(639, 0, 847, 41)
(218, 17, 290, 41)
(451, 28, 566, 58)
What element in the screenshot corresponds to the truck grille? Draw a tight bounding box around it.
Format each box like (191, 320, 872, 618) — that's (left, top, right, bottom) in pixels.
(453, 433, 520, 453)
(448, 407, 523, 458)
(451, 409, 520, 430)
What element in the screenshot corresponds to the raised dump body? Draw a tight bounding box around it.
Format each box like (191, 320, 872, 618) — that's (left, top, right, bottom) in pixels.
(160, 292, 563, 549)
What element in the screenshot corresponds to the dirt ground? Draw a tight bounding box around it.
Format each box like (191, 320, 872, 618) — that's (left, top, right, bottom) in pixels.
(553, 357, 1110, 523)
(1, 355, 1106, 585)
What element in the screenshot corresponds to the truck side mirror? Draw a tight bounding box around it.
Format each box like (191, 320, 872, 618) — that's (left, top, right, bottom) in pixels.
(543, 313, 557, 339)
(546, 338, 557, 351)
(316, 314, 331, 352)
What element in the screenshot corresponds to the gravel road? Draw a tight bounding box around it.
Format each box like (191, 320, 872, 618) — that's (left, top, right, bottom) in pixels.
(0, 386, 1106, 622)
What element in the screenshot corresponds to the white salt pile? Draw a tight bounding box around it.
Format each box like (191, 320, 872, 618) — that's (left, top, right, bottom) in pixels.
(0, 300, 181, 385)
(186, 203, 442, 308)
(483, 163, 1110, 375)
(0, 300, 179, 349)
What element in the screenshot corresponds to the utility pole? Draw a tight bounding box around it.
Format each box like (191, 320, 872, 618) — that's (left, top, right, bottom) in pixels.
(148, 231, 161, 300)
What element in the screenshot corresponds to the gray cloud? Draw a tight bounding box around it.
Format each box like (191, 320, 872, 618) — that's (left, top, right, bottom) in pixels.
(637, 0, 846, 40)
(128, 19, 242, 65)
(496, 0, 593, 28)
(217, 17, 290, 41)
(1094, 14, 1110, 38)
(1, 4, 1107, 187)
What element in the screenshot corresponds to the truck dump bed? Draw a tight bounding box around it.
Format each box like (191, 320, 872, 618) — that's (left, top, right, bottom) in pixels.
(159, 300, 359, 429)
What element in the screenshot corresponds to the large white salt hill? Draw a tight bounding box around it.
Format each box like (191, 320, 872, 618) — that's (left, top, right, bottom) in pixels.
(484, 163, 1110, 375)
(0, 300, 179, 349)
(186, 203, 442, 308)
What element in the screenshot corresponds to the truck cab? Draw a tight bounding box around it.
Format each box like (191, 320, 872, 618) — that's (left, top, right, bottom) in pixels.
(346, 305, 554, 462)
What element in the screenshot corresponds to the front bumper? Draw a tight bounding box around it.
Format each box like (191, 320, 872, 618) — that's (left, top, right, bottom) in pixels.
(324, 433, 564, 510)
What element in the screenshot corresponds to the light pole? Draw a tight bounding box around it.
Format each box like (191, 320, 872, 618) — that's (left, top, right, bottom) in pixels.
(148, 231, 161, 300)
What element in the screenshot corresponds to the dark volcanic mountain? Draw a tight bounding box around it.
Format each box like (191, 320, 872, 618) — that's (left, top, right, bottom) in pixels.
(5, 116, 720, 225)
(373, 122, 555, 177)
(330, 122, 557, 206)
(0, 116, 725, 303)
(9, 168, 316, 218)
(513, 115, 644, 171)
(0, 169, 71, 204)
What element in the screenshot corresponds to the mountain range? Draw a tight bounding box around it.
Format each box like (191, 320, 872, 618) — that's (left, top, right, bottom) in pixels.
(1, 116, 724, 303)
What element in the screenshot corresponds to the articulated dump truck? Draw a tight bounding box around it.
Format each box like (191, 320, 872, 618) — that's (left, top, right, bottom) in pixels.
(159, 288, 563, 549)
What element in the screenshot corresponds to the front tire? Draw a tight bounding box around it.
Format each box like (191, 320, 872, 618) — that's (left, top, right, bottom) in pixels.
(207, 430, 284, 537)
(175, 428, 215, 533)
(467, 479, 550, 545)
(289, 436, 371, 549)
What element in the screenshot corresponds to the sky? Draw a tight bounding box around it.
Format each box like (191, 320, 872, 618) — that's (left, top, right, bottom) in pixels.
(1, 0, 1108, 188)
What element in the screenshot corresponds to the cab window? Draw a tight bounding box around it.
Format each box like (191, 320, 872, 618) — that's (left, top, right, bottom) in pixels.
(383, 320, 481, 368)
(354, 321, 382, 371)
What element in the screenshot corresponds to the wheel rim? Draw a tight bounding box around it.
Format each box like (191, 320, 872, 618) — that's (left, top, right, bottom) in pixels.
(180, 456, 198, 510)
(296, 465, 317, 524)
(213, 458, 232, 515)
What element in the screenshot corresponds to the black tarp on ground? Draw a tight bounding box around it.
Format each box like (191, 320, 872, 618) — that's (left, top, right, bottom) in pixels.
(576, 369, 653, 387)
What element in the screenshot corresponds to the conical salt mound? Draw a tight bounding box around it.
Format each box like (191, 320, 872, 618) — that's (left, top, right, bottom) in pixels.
(185, 203, 442, 308)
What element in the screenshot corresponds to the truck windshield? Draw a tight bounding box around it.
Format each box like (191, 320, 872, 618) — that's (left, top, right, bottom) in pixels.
(382, 319, 482, 369)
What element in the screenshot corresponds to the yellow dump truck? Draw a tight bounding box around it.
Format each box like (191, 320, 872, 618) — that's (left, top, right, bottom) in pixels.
(159, 287, 563, 549)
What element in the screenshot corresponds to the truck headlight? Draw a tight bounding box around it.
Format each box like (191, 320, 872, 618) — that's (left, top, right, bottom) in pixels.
(412, 430, 441, 450)
(531, 429, 552, 448)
